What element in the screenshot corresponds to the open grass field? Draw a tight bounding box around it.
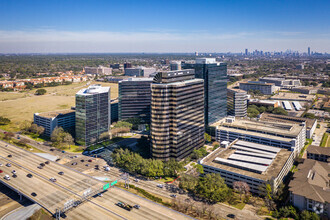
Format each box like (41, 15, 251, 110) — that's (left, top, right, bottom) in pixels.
(0, 81, 119, 125)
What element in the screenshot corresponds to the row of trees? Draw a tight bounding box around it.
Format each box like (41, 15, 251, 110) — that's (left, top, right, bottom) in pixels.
(112, 148, 184, 177)
(51, 127, 74, 148)
(247, 105, 288, 118)
(272, 205, 320, 220)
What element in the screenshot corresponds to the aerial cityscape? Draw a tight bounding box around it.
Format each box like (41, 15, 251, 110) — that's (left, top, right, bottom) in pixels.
(0, 0, 329, 220)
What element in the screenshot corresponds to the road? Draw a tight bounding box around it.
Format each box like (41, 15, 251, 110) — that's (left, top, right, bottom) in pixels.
(312, 122, 327, 146)
(0, 141, 192, 220)
(2, 204, 40, 220)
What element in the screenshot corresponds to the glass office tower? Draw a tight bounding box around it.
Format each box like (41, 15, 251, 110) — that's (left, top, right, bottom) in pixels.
(75, 85, 110, 146)
(182, 58, 228, 125)
(118, 78, 153, 124)
(151, 70, 205, 161)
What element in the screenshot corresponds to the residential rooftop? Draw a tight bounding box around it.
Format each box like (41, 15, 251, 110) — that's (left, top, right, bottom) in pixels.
(35, 109, 75, 119)
(289, 159, 330, 203)
(307, 145, 330, 157)
(200, 140, 292, 181)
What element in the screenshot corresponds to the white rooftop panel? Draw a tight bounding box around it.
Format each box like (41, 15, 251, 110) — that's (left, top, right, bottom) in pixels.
(228, 154, 273, 165)
(235, 140, 281, 153)
(214, 157, 268, 173)
(233, 150, 276, 159)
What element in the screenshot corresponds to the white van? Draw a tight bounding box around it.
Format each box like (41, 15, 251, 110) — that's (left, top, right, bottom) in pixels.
(4, 175, 10, 180)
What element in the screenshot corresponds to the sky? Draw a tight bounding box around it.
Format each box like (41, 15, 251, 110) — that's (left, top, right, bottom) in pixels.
(0, 0, 329, 53)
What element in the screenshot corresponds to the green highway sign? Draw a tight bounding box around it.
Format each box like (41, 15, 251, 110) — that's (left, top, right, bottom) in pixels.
(110, 180, 118, 186)
(103, 183, 110, 190)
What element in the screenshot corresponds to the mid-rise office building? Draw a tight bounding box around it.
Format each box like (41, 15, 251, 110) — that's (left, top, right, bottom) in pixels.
(260, 77, 301, 88)
(151, 70, 205, 161)
(200, 140, 294, 194)
(227, 89, 247, 117)
(289, 159, 330, 216)
(34, 109, 75, 137)
(239, 81, 276, 95)
(84, 66, 112, 75)
(124, 67, 157, 77)
(118, 78, 153, 124)
(75, 85, 110, 146)
(110, 99, 119, 123)
(182, 58, 228, 125)
(216, 117, 306, 157)
(260, 113, 317, 139)
(169, 61, 182, 71)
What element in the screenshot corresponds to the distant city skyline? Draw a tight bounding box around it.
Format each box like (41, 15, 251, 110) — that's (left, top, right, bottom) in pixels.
(0, 0, 329, 53)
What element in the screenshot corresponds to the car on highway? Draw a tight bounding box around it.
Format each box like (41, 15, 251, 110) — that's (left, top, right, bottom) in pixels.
(50, 177, 57, 182)
(0, 170, 3, 173)
(58, 171, 64, 175)
(56, 158, 61, 162)
(133, 205, 140, 209)
(45, 161, 50, 165)
(12, 174, 17, 178)
(0, 163, 3, 166)
(4, 175, 10, 180)
(40, 163, 45, 167)
(227, 214, 236, 219)
(88, 159, 92, 162)
(27, 174, 33, 178)
(37, 165, 43, 169)
(157, 184, 163, 188)
(12, 170, 16, 174)
(104, 166, 110, 171)
(50, 148, 55, 151)
(170, 194, 177, 198)
(85, 164, 90, 167)
(81, 159, 85, 162)
(72, 162, 78, 165)
(134, 178, 139, 182)
(6, 163, 11, 167)
(116, 202, 133, 211)
(7, 154, 12, 158)
(31, 192, 37, 197)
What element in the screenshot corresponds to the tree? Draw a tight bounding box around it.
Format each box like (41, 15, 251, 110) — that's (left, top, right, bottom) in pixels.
(300, 210, 320, 220)
(304, 113, 316, 119)
(196, 173, 231, 202)
(113, 120, 133, 129)
(51, 127, 74, 148)
(212, 141, 220, 150)
(233, 181, 250, 200)
(179, 174, 199, 192)
(272, 107, 288, 115)
(204, 133, 211, 143)
(4, 132, 15, 140)
(0, 116, 10, 125)
(163, 159, 184, 177)
(247, 106, 260, 118)
(35, 88, 47, 95)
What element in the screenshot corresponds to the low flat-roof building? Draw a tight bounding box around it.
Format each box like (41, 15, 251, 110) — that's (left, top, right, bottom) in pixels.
(199, 140, 294, 194)
(259, 77, 301, 88)
(34, 109, 75, 136)
(248, 99, 279, 108)
(124, 67, 157, 77)
(289, 159, 330, 216)
(239, 81, 276, 95)
(260, 113, 317, 139)
(307, 145, 330, 162)
(84, 66, 112, 75)
(216, 117, 306, 157)
(292, 86, 318, 95)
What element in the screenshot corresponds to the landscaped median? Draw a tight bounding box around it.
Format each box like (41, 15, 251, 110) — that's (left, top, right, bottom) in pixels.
(320, 132, 330, 147)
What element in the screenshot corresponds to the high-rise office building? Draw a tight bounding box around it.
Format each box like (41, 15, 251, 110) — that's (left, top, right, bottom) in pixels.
(151, 70, 205, 161)
(308, 47, 311, 56)
(245, 49, 248, 55)
(75, 85, 110, 146)
(227, 88, 247, 117)
(182, 58, 228, 125)
(118, 78, 153, 124)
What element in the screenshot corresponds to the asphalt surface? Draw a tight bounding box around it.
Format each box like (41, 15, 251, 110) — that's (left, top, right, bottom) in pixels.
(0, 141, 192, 220)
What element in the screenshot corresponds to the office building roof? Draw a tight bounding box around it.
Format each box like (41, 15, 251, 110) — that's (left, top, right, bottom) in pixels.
(307, 145, 330, 156)
(218, 118, 304, 141)
(289, 159, 330, 203)
(260, 113, 316, 130)
(76, 84, 110, 96)
(35, 109, 75, 119)
(200, 140, 292, 180)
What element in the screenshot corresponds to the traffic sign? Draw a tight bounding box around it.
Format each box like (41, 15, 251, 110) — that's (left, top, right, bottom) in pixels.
(110, 180, 118, 186)
(103, 183, 110, 190)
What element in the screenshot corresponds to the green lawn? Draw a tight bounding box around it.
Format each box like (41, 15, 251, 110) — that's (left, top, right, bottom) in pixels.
(59, 145, 84, 153)
(25, 133, 49, 142)
(223, 201, 246, 210)
(320, 133, 330, 147)
(157, 177, 175, 183)
(299, 138, 313, 158)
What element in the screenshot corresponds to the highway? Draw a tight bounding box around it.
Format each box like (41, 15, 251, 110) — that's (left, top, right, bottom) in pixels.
(0, 141, 192, 220)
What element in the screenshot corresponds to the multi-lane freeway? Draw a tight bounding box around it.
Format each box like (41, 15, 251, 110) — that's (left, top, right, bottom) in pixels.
(0, 141, 192, 220)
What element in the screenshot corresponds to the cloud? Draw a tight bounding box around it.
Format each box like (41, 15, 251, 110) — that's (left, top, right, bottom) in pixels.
(0, 29, 329, 53)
